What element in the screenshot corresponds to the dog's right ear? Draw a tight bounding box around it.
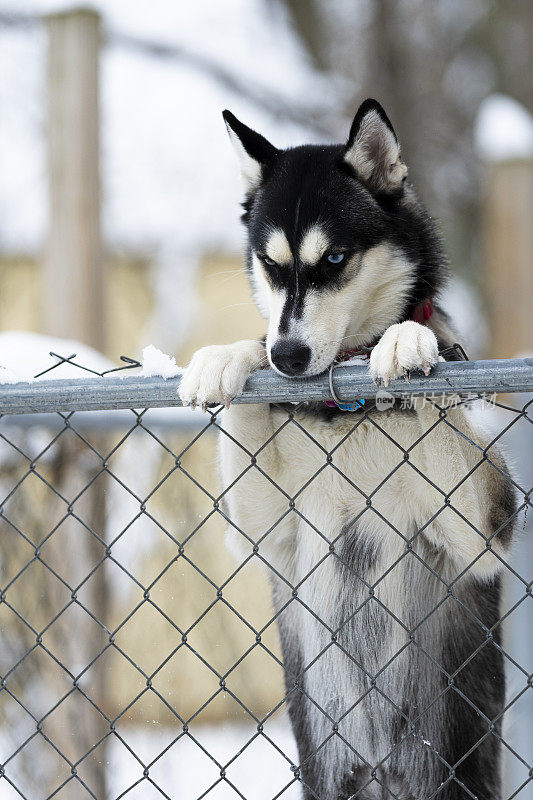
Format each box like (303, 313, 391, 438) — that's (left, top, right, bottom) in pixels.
(344, 99, 407, 194)
(223, 110, 279, 193)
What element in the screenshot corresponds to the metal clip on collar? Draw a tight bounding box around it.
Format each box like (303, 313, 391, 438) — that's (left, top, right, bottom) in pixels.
(328, 361, 365, 412)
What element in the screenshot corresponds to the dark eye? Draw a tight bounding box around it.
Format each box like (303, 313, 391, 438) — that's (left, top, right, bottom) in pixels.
(327, 253, 345, 265)
(259, 254, 283, 284)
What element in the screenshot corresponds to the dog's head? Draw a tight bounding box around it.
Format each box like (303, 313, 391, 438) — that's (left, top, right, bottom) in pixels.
(224, 99, 445, 377)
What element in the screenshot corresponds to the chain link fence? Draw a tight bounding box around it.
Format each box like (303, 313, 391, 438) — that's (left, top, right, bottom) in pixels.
(0, 355, 532, 800)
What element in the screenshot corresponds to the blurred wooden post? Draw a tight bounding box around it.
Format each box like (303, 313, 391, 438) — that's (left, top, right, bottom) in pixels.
(44, 7, 105, 351)
(482, 157, 533, 798)
(483, 159, 533, 358)
(43, 11, 108, 800)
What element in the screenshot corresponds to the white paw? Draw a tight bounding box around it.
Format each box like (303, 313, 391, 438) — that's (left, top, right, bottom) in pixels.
(178, 340, 265, 411)
(369, 321, 439, 387)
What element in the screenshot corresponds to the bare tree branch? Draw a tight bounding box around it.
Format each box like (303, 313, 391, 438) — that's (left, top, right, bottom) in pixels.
(109, 30, 335, 138)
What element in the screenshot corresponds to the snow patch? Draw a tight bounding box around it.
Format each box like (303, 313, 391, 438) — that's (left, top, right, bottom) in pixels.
(475, 94, 533, 162)
(0, 330, 114, 380)
(141, 344, 180, 379)
(107, 719, 300, 800)
(0, 366, 30, 385)
(336, 354, 370, 367)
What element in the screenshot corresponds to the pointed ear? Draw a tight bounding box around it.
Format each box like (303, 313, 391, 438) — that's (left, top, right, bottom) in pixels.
(223, 110, 279, 193)
(344, 99, 407, 193)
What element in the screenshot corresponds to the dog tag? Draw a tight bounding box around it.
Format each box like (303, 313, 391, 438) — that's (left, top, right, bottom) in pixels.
(338, 398, 365, 412)
(325, 398, 365, 412)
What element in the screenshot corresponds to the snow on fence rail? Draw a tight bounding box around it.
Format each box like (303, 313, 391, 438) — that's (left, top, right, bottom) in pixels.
(0, 357, 532, 800)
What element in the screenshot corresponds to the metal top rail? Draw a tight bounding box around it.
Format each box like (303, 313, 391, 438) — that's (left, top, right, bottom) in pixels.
(0, 358, 532, 415)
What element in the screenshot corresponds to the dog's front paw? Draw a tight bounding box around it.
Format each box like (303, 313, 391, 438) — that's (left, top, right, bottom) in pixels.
(179, 340, 265, 411)
(369, 321, 439, 387)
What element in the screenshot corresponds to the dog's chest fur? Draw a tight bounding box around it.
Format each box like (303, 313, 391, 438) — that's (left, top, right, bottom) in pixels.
(222, 405, 453, 783)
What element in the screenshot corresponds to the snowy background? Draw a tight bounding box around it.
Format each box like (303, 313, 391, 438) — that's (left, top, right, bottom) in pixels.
(1, 0, 532, 356)
(0, 2, 533, 799)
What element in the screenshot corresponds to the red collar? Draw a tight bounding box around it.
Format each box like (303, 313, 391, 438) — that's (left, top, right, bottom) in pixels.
(412, 297, 434, 325)
(334, 297, 434, 364)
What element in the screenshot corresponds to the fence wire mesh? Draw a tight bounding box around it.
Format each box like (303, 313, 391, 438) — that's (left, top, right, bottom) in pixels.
(0, 354, 532, 800)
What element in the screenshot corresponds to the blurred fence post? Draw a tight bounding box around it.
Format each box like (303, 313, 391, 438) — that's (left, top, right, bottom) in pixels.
(484, 158, 533, 359)
(44, 7, 105, 351)
(42, 10, 109, 800)
(482, 157, 533, 797)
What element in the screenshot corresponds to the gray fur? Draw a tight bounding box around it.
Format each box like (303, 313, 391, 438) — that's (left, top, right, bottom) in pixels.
(271, 489, 510, 799)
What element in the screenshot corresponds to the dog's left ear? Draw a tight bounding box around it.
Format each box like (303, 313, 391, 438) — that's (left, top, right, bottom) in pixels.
(223, 110, 279, 193)
(344, 99, 407, 193)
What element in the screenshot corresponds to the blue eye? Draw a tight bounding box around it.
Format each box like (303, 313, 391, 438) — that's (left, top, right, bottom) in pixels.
(263, 256, 277, 267)
(327, 253, 345, 264)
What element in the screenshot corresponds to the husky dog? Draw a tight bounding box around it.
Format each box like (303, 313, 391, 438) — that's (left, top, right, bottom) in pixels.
(179, 100, 515, 800)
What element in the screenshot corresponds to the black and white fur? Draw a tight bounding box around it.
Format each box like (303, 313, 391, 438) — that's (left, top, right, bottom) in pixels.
(179, 100, 516, 800)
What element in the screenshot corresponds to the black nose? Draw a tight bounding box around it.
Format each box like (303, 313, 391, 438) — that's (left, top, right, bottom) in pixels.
(270, 340, 311, 376)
